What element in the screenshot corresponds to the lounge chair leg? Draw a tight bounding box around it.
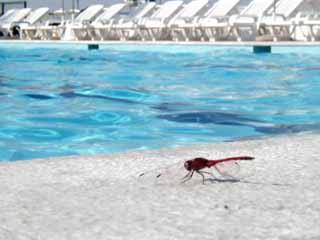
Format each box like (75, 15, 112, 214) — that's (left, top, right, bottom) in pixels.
(232, 27, 241, 41)
(181, 29, 188, 41)
(309, 26, 315, 41)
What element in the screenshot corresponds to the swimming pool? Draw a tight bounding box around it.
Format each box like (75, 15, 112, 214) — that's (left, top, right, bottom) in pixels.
(1, 43, 320, 161)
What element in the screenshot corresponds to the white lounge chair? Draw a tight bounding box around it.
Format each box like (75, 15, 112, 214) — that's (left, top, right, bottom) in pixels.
(298, 14, 320, 41)
(258, 0, 314, 41)
(36, 20, 64, 40)
(36, 5, 104, 40)
(16, 7, 50, 40)
(197, 0, 241, 41)
(64, 4, 105, 40)
(169, 0, 210, 41)
(137, 0, 184, 41)
(113, 2, 157, 40)
(0, 8, 31, 37)
(228, 0, 275, 41)
(0, 9, 16, 22)
(0, 9, 15, 37)
(87, 3, 128, 40)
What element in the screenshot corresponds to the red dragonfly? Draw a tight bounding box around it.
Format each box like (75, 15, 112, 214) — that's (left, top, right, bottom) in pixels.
(138, 156, 254, 184)
(183, 156, 254, 184)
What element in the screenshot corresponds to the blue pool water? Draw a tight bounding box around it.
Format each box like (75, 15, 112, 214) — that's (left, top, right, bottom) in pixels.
(1, 43, 320, 161)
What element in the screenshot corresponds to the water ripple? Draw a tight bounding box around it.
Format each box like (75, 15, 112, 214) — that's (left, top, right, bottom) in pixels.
(1, 45, 320, 161)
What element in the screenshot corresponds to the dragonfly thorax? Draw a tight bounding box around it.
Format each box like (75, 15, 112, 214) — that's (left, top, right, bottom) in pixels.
(184, 158, 209, 171)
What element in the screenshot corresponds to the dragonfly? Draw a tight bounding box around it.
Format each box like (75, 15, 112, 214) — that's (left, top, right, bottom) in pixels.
(138, 156, 255, 184)
(183, 156, 254, 184)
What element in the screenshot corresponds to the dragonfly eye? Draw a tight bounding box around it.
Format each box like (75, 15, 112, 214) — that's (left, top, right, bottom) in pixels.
(184, 161, 191, 171)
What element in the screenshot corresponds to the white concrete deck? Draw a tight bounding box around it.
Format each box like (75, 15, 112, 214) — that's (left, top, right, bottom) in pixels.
(0, 133, 320, 239)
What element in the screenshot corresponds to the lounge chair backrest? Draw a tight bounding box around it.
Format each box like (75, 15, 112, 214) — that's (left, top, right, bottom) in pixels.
(242, 0, 274, 16)
(151, 0, 183, 19)
(75, 4, 104, 23)
(272, 0, 304, 18)
(94, 3, 127, 22)
(24, 7, 49, 24)
(134, 2, 157, 19)
(205, 0, 241, 17)
(177, 0, 209, 19)
(2, 8, 31, 23)
(0, 9, 16, 21)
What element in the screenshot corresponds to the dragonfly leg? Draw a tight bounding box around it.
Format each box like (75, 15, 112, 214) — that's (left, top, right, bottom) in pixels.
(199, 170, 216, 179)
(181, 170, 194, 183)
(196, 170, 206, 184)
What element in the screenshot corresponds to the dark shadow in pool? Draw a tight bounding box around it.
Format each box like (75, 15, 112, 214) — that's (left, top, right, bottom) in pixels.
(158, 111, 266, 126)
(0, 75, 15, 86)
(60, 91, 140, 104)
(24, 94, 54, 100)
(183, 63, 282, 71)
(256, 123, 320, 134)
(23, 91, 143, 104)
(153, 102, 192, 112)
(158, 111, 320, 135)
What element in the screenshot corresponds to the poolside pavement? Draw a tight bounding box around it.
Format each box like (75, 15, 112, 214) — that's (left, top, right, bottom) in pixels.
(0, 133, 320, 239)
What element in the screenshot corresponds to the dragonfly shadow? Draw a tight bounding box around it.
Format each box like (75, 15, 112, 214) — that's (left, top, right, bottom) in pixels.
(203, 176, 291, 185)
(243, 180, 292, 187)
(205, 177, 241, 184)
(203, 178, 292, 188)
(220, 179, 292, 187)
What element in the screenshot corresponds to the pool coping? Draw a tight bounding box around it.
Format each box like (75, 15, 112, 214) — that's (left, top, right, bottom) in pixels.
(1, 39, 320, 46)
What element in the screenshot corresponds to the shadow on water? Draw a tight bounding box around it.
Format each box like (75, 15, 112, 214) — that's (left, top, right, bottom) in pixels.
(19, 84, 320, 139)
(60, 91, 140, 104)
(255, 124, 320, 134)
(23, 88, 190, 108)
(24, 93, 55, 100)
(152, 102, 191, 112)
(157, 111, 265, 126)
(0, 75, 15, 86)
(158, 111, 320, 135)
(23, 91, 141, 105)
(182, 62, 285, 71)
(0, 81, 10, 87)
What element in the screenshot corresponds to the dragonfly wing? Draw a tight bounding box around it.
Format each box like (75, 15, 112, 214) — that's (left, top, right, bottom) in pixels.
(214, 159, 255, 180)
(136, 161, 186, 185)
(214, 161, 240, 179)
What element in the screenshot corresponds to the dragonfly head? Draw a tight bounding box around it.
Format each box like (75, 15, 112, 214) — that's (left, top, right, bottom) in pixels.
(184, 160, 192, 171)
